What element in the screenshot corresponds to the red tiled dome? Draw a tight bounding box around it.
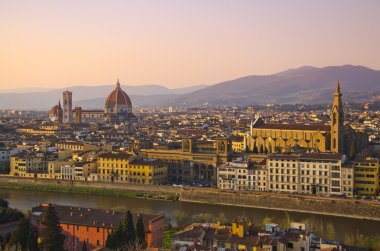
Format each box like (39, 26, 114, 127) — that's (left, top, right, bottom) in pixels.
(105, 80, 132, 108)
(49, 102, 63, 118)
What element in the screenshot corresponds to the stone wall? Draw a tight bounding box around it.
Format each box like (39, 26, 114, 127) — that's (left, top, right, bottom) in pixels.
(1, 175, 379, 220)
(179, 187, 380, 220)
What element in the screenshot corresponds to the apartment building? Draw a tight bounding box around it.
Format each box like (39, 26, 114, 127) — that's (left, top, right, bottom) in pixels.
(354, 157, 379, 195)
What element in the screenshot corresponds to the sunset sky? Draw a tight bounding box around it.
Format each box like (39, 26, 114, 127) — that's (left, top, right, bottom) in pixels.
(1, 0, 379, 90)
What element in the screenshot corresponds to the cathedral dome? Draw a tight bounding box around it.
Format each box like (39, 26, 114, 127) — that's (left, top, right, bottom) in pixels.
(105, 80, 132, 111)
(49, 101, 63, 123)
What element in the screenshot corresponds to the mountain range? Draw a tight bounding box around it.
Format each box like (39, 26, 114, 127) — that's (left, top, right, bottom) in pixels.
(1, 65, 380, 110)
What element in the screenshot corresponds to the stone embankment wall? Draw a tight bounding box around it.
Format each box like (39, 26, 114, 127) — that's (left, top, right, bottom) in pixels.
(1, 175, 380, 220)
(0, 175, 179, 195)
(179, 187, 380, 220)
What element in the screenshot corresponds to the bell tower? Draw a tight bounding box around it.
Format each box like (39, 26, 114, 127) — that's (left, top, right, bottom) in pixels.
(63, 90, 73, 124)
(330, 81, 344, 153)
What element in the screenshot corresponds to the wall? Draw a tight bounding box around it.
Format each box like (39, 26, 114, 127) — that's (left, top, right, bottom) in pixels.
(1, 175, 379, 221)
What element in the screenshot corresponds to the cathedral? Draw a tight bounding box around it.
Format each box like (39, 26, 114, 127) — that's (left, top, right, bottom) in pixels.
(49, 80, 136, 125)
(246, 82, 368, 156)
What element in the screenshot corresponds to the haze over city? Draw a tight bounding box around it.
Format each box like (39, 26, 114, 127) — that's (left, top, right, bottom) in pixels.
(1, 0, 380, 90)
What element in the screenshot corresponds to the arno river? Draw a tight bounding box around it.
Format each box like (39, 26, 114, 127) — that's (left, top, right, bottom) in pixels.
(1, 189, 379, 243)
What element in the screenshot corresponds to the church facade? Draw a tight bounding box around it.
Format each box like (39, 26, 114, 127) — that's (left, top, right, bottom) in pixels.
(246, 82, 368, 156)
(49, 80, 136, 125)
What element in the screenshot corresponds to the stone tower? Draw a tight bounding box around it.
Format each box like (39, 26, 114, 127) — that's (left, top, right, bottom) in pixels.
(330, 81, 344, 153)
(63, 90, 73, 124)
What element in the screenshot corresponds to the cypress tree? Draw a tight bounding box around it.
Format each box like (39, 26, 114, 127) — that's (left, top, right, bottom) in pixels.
(29, 228, 39, 251)
(10, 218, 30, 250)
(105, 232, 114, 249)
(40, 205, 65, 251)
(124, 210, 136, 245)
(135, 214, 146, 248)
(81, 240, 87, 251)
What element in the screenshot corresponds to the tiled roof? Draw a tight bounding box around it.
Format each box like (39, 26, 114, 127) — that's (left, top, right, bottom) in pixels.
(253, 123, 330, 132)
(31, 204, 163, 230)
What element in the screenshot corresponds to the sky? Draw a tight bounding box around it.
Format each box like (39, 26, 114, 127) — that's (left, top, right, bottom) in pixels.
(0, 0, 379, 90)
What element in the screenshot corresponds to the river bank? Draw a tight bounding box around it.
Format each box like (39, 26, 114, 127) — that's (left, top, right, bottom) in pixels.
(1, 175, 380, 221)
(0, 181, 177, 201)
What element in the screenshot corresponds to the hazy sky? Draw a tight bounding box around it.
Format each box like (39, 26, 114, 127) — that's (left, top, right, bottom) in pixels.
(1, 0, 379, 89)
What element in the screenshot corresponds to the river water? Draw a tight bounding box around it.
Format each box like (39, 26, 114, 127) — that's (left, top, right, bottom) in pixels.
(1, 189, 379, 244)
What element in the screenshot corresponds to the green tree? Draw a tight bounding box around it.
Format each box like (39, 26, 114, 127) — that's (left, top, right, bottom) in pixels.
(29, 229, 39, 251)
(262, 216, 273, 226)
(81, 240, 87, 251)
(0, 199, 9, 208)
(10, 218, 35, 251)
(40, 205, 65, 251)
(124, 210, 136, 245)
(135, 214, 146, 249)
(105, 232, 115, 250)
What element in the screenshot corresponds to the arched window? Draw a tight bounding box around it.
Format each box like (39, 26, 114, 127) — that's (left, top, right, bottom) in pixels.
(333, 113, 337, 125)
(333, 138, 336, 149)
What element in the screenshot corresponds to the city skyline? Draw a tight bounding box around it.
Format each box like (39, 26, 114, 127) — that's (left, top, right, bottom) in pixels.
(1, 0, 380, 89)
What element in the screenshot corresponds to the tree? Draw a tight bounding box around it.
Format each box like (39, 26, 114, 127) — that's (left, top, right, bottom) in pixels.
(0, 199, 9, 208)
(105, 232, 115, 250)
(40, 204, 65, 251)
(124, 210, 136, 245)
(262, 216, 273, 226)
(81, 240, 87, 251)
(10, 218, 33, 250)
(135, 214, 146, 249)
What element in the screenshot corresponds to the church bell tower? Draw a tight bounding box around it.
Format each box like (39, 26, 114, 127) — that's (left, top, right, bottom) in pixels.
(330, 81, 344, 153)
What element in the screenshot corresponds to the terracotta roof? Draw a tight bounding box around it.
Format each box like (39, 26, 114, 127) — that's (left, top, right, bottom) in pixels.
(105, 80, 132, 108)
(253, 123, 330, 132)
(269, 153, 342, 161)
(31, 204, 163, 230)
(97, 152, 132, 160)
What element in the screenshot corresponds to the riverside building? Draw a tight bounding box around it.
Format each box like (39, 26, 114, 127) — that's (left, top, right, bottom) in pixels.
(354, 157, 379, 195)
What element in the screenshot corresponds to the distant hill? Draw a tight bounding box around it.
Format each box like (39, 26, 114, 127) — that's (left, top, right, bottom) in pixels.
(0, 84, 207, 110)
(1, 65, 380, 110)
(166, 65, 380, 106)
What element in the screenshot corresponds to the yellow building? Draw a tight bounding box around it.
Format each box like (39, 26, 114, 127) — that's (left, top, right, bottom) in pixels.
(139, 137, 229, 184)
(10, 152, 47, 177)
(97, 152, 167, 184)
(231, 135, 246, 153)
(55, 142, 100, 151)
(246, 83, 367, 156)
(354, 157, 379, 195)
(128, 158, 167, 185)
